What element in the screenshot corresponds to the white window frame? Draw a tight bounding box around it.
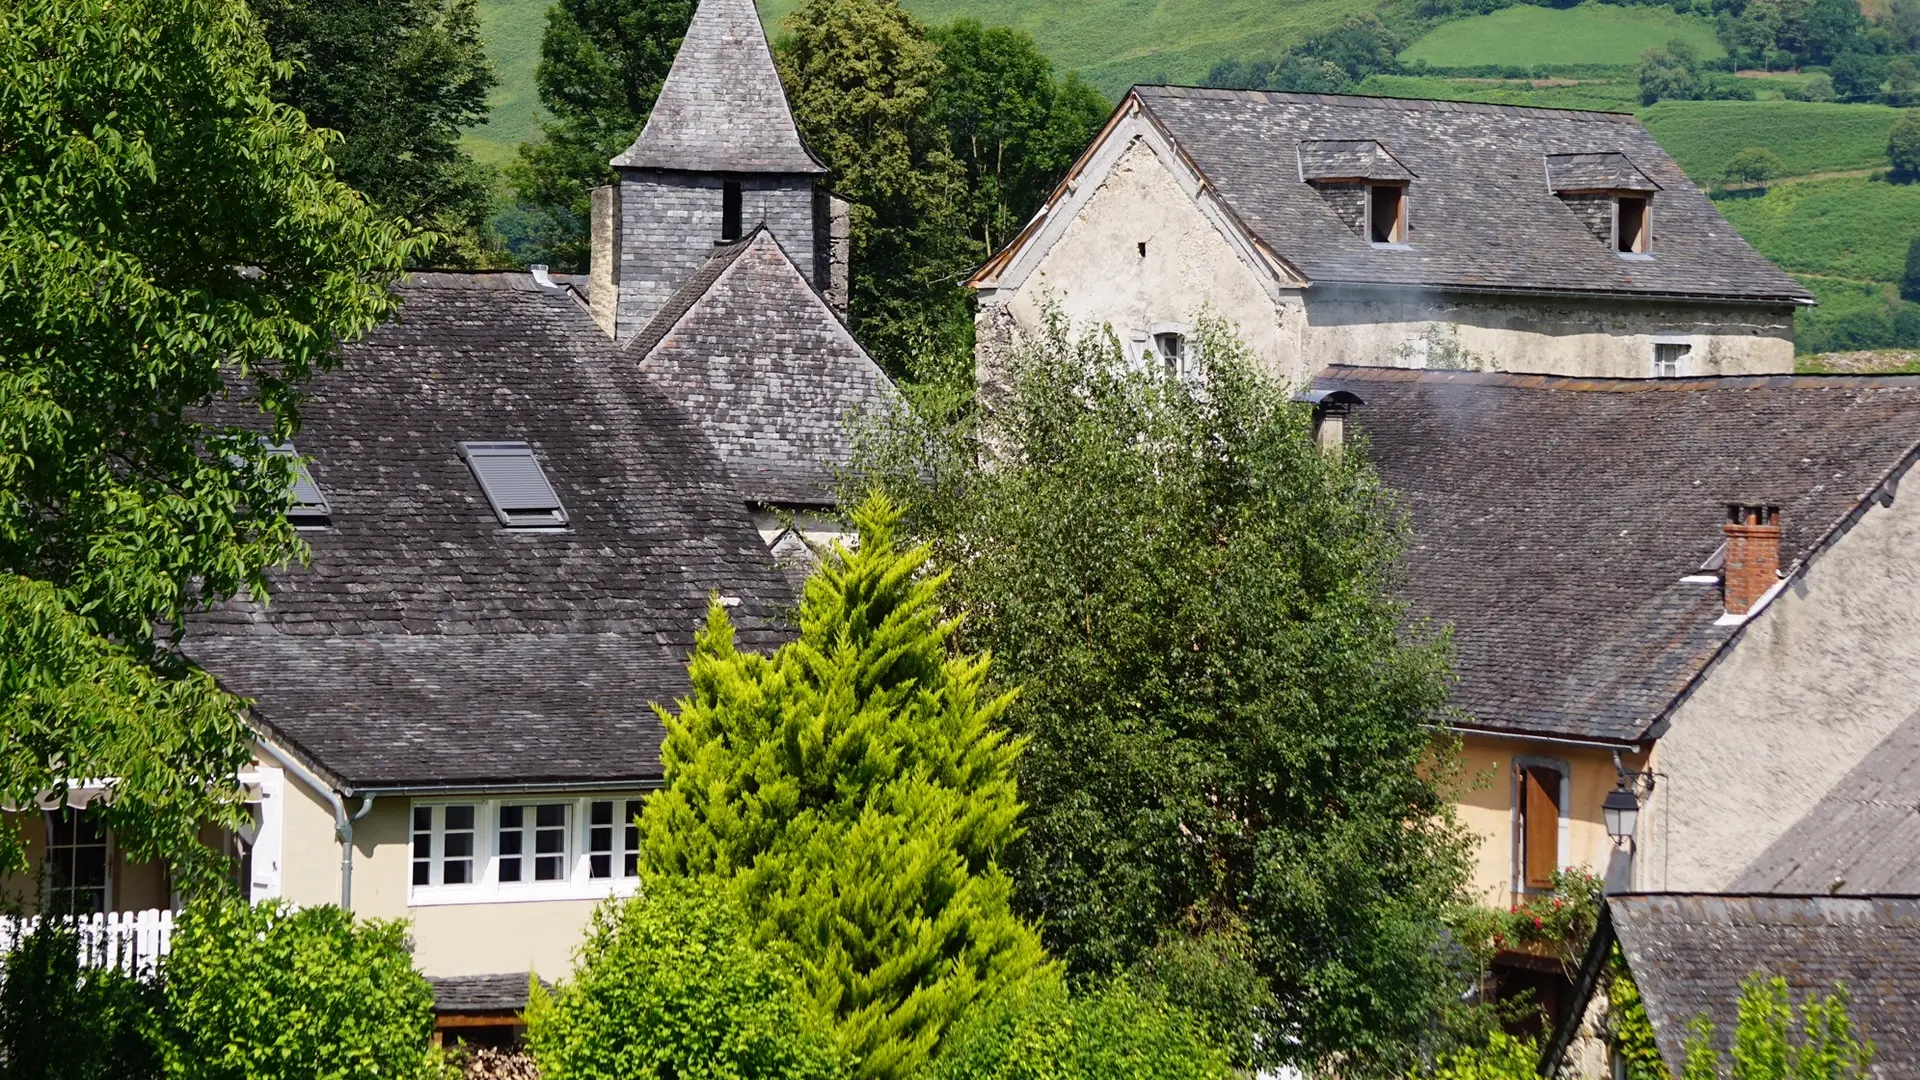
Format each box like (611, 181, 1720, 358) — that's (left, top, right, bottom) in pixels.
(408, 796, 648, 906)
(584, 797, 646, 884)
(43, 806, 113, 915)
(1652, 335, 1692, 378)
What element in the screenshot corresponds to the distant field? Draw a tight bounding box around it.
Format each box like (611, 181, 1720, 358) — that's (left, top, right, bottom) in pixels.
(1354, 73, 1640, 111)
(1398, 3, 1722, 68)
(464, 0, 551, 166)
(1640, 100, 1905, 182)
(1713, 177, 1920, 282)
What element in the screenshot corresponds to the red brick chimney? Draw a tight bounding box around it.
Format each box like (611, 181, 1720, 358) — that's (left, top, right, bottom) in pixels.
(1723, 503, 1781, 616)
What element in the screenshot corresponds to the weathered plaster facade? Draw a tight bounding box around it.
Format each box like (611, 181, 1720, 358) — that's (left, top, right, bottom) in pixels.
(975, 104, 1798, 381)
(1453, 733, 1641, 904)
(1640, 479, 1920, 891)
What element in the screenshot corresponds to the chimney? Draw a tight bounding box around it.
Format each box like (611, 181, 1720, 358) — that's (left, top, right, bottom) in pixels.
(1294, 389, 1364, 458)
(813, 190, 852, 319)
(589, 184, 620, 339)
(1722, 502, 1781, 615)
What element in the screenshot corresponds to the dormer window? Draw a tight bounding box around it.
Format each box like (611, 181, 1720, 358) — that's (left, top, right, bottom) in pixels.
(1368, 184, 1406, 245)
(1615, 195, 1650, 254)
(266, 441, 330, 527)
(721, 181, 743, 242)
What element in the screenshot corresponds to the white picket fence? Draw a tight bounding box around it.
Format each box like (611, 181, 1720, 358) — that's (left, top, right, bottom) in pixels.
(0, 909, 173, 977)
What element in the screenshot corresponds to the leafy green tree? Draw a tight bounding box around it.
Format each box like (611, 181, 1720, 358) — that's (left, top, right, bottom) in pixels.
(1676, 973, 1873, 1080)
(526, 881, 849, 1080)
(157, 898, 441, 1080)
(512, 0, 695, 268)
(1413, 1032, 1538, 1080)
(251, 0, 501, 266)
(778, 0, 976, 385)
(1606, 950, 1668, 1080)
(926, 21, 1110, 256)
(1724, 147, 1787, 186)
(1903, 238, 1920, 301)
(1830, 52, 1887, 101)
(926, 980, 1233, 1080)
(1889, 111, 1920, 179)
(0, 922, 163, 1080)
(1640, 40, 1705, 104)
(0, 0, 412, 880)
(639, 495, 1052, 1080)
(850, 312, 1472, 1074)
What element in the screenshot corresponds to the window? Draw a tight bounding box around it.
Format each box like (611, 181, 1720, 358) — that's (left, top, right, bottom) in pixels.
(1519, 765, 1563, 891)
(1653, 340, 1691, 377)
(1152, 332, 1190, 378)
(412, 804, 477, 887)
(721, 181, 743, 242)
(459, 442, 568, 528)
(1616, 196, 1650, 253)
(1368, 183, 1406, 245)
(44, 808, 108, 915)
(587, 799, 645, 880)
(498, 803, 569, 883)
(266, 442, 329, 525)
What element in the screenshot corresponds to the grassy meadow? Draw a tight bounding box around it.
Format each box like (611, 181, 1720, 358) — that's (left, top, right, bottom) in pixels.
(1398, 2, 1721, 67)
(1640, 100, 1908, 180)
(465, 0, 552, 166)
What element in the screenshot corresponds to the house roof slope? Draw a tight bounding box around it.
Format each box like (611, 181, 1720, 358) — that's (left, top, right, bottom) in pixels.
(1134, 88, 1810, 304)
(187, 273, 796, 789)
(1733, 707, 1920, 894)
(1607, 894, 1920, 1074)
(610, 0, 823, 174)
(628, 229, 897, 506)
(1313, 367, 1920, 742)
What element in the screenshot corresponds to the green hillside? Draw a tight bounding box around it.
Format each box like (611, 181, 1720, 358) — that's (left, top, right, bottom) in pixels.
(1639, 100, 1907, 181)
(1713, 177, 1920, 283)
(1398, 3, 1721, 68)
(466, 0, 551, 165)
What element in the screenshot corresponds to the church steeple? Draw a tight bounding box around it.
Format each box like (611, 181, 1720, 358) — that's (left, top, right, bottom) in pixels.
(590, 0, 840, 341)
(612, 0, 824, 175)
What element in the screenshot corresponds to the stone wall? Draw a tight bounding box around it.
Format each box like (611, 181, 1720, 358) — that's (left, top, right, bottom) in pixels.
(613, 171, 818, 339)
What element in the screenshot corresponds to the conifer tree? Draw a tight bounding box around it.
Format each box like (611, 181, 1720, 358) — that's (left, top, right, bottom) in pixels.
(640, 495, 1051, 1080)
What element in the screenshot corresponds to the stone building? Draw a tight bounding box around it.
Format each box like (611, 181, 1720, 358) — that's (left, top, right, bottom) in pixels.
(971, 88, 1813, 382)
(0, 0, 893, 1042)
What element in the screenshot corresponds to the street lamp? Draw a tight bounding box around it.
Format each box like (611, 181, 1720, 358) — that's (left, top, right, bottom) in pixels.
(1603, 785, 1640, 845)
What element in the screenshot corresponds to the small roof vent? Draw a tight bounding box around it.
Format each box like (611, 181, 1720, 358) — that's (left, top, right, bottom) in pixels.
(266, 442, 330, 526)
(459, 442, 568, 528)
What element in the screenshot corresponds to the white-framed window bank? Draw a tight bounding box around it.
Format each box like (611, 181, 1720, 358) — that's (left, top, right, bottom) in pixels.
(410, 795, 645, 905)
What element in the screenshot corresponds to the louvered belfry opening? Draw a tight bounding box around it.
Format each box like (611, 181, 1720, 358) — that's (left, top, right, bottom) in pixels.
(266, 441, 330, 526)
(459, 442, 569, 528)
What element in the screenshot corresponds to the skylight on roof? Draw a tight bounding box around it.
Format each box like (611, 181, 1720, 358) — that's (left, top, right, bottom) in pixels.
(266, 442, 330, 526)
(459, 442, 568, 528)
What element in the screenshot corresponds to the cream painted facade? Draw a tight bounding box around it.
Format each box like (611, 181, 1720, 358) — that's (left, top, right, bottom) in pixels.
(1641, 468, 1920, 891)
(1452, 733, 1646, 904)
(973, 107, 1796, 383)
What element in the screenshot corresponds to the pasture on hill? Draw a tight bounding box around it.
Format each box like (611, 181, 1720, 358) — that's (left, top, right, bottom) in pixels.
(466, 0, 550, 166)
(1397, 3, 1722, 68)
(1712, 177, 1920, 283)
(1640, 100, 1908, 181)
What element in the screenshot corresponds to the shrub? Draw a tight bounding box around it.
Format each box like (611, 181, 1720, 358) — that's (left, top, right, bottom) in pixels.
(926, 981, 1232, 1080)
(157, 898, 441, 1080)
(1893, 112, 1920, 180)
(1894, 302, 1920, 344)
(1724, 147, 1788, 185)
(1678, 973, 1872, 1079)
(1821, 309, 1897, 350)
(526, 882, 846, 1080)
(1785, 74, 1836, 100)
(0, 921, 161, 1080)
(1414, 1032, 1538, 1080)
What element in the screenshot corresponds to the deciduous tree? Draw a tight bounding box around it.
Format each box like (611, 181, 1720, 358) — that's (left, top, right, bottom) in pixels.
(640, 496, 1051, 1080)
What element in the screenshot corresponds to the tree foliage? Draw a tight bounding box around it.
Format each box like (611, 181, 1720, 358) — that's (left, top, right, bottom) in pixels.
(849, 312, 1473, 1074)
(251, 0, 501, 266)
(1678, 973, 1873, 1080)
(639, 496, 1052, 1080)
(778, 0, 977, 385)
(1888, 110, 1920, 180)
(512, 0, 695, 268)
(1724, 147, 1787, 186)
(1411, 1032, 1538, 1080)
(157, 898, 442, 1080)
(526, 881, 848, 1080)
(0, 921, 163, 1080)
(0, 0, 413, 880)
(926, 980, 1233, 1080)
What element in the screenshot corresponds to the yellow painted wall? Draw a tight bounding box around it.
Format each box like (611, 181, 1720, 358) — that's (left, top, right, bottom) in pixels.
(1448, 733, 1646, 903)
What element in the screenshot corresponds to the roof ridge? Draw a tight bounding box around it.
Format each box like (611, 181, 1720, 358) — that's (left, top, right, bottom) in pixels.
(1133, 84, 1638, 122)
(624, 231, 763, 360)
(611, 0, 825, 174)
(1319, 365, 1920, 392)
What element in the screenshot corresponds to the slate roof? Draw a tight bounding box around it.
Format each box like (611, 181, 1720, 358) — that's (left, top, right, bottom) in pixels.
(1297, 139, 1415, 181)
(1131, 88, 1810, 303)
(1605, 894, 1920, 1078)
(1733, 707, 1920, 894)
(186, 272, 797, 789)
(429, 973, 548, 1015)
(627, 229, 898, 506)
(610, 0, 823, 174)
(1312, 367, 1920, 742)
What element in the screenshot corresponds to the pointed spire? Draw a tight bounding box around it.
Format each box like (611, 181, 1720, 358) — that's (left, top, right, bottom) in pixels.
(612, 0, 825, 174)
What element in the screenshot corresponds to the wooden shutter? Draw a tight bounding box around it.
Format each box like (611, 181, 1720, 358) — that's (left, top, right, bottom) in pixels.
(1522, 766, 1561, 890)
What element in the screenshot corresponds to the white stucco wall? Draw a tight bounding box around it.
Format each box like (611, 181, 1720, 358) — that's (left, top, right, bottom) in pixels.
(1642, 482, 1920, 891)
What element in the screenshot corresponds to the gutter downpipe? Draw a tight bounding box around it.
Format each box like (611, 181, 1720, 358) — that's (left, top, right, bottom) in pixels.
(254, 740, 374, 911)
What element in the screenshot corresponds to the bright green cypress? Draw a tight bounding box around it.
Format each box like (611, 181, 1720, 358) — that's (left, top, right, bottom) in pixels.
(640, 494, 1052, 1080)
